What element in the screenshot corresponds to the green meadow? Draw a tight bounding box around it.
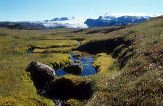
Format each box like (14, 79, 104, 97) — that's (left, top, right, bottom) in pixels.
(0, 17, 163, 105)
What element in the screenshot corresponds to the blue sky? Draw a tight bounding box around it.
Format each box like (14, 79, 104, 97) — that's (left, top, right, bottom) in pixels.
(0, 0, 163, 21)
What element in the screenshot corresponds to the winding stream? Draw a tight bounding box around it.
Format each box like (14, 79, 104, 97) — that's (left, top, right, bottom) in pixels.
(27, 40, 97, 76)
(55, 41, 97, 76)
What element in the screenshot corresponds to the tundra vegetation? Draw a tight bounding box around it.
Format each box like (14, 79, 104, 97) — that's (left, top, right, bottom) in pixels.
(0, 17, 163, 105)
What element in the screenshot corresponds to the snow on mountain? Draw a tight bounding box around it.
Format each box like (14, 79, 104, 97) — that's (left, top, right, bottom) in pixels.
(31, 13, 160, 29)
(43, 17, 88, 29)
(85, 13, 157, 27)
(98, 13, 156, 21)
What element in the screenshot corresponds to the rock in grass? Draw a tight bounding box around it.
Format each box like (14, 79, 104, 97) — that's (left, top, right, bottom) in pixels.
(26, 61, 55, 90)
(63, 64, 83, 75)
(27, 61, 55, 76)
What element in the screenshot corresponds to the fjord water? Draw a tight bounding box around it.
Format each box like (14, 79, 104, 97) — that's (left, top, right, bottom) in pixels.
(55, 54, 96, 76)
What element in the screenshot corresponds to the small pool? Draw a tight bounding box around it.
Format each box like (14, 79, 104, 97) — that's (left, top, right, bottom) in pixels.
(55, 54, 97, 76)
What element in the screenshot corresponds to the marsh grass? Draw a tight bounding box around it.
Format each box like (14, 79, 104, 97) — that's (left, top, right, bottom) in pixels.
(0, 28, 76, 105)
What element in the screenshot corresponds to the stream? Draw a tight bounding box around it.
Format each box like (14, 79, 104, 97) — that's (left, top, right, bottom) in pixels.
(27, 41, 97, 105)
(55, 41, 97, 76)
(27, 41, 97, 76)
(54, 53, 97, 106)
(55, 53, 97, 76)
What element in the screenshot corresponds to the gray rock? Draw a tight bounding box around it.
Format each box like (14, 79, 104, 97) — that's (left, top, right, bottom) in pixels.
(26, 61, 55, 90)
(27, 61, 55, 76)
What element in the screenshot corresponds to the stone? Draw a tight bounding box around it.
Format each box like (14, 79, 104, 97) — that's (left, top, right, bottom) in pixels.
(27, 61, 55, 75)
(26, 61, 55, 90)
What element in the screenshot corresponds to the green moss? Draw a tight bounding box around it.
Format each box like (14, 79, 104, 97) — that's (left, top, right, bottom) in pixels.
(93, 53, 115, 72)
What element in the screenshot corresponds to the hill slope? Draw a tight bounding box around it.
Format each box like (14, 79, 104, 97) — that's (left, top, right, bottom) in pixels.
(78, 16, 163, 105)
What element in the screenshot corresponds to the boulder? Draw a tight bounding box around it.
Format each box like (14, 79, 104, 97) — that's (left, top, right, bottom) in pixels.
(63, 64, 83, 75)
(26, 61, 55, 90)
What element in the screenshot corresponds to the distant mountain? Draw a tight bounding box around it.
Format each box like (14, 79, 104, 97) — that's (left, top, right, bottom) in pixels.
(0, 22, 45, 30)
(85, 14, 151, 27)
(42, 17, 88, 29)
(50, 17, 69, 21)
(0, 13, 158, 29)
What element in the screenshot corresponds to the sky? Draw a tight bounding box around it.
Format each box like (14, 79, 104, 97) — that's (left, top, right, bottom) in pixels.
(0, 0, 163, 21)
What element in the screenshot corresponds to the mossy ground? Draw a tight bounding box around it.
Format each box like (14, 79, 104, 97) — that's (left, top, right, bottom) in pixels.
(0, 29, 76, 105)
(0, 17, 163, 105)
(93, 53, 115, 72)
